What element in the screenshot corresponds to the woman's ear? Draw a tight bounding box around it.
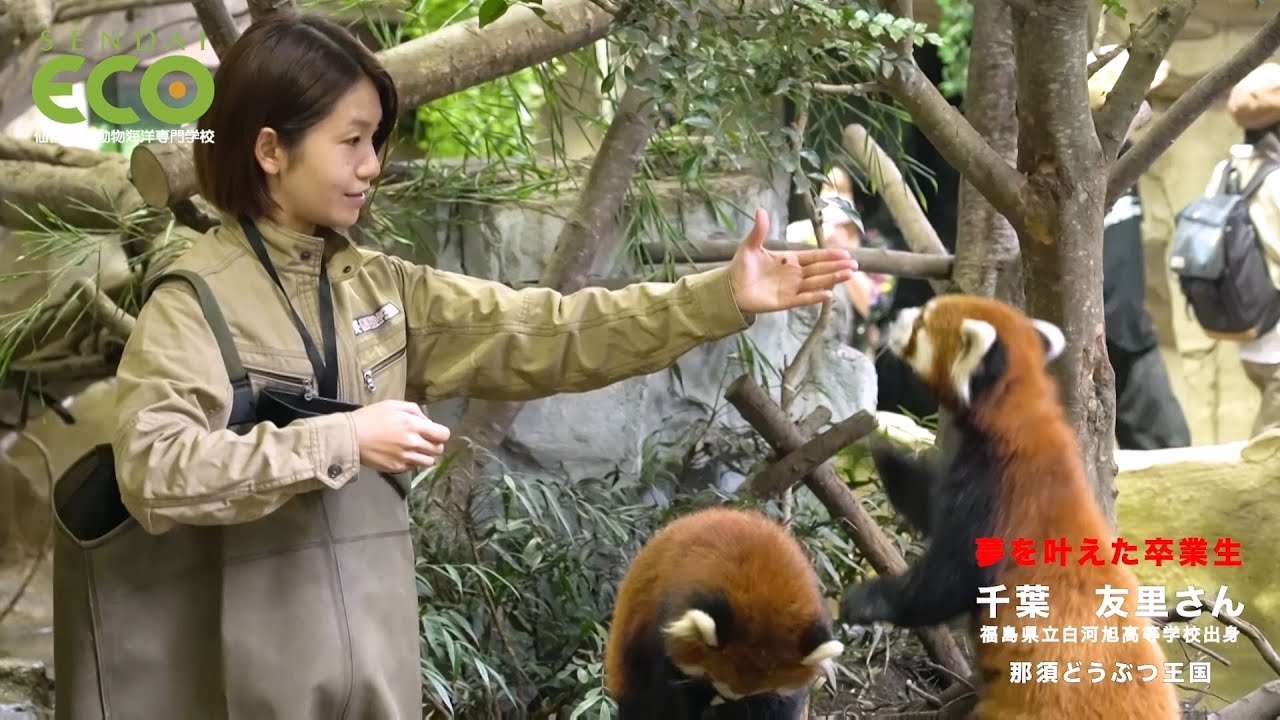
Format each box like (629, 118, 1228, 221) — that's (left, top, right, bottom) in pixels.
(254, 128, 285, 176)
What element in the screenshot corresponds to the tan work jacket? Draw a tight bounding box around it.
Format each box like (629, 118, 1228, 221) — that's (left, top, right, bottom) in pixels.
(63, 215, 749, 719)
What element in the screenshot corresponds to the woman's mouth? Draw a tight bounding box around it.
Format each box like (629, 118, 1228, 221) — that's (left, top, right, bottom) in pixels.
(344, 191, 367, 203)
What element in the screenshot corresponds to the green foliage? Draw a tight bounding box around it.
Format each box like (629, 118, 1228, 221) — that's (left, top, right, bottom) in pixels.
(612, 0, 940, 199)
(397, 0, 550, 159)
(934, 0, 972, 99)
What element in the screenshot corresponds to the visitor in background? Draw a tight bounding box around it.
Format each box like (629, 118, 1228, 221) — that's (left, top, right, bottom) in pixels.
(1208, 63, 1280, 438)
(1089, 47, 1191, 450)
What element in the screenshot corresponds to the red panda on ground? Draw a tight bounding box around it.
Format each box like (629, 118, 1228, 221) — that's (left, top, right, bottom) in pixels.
(604, 506, 844, 719)
(839, 295, 1181, 720)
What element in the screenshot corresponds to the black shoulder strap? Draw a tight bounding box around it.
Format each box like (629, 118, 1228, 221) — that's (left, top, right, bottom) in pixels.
(144, 269, 256, 427)
(1242, 160, 1280, 200)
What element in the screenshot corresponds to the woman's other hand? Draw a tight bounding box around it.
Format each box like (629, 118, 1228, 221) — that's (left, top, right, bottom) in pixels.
(351, 401, 451, 473)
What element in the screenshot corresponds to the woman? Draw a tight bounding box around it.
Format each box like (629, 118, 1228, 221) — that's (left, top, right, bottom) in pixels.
(83, 11, 856, 720)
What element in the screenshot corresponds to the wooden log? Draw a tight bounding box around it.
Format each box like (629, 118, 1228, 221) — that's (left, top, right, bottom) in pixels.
(723, 373, 972, 681)
(130, 142, 198, 209)
(747, 409, 878, 498)
(515, 247, 954, 290)
(641, 241, 954, 280)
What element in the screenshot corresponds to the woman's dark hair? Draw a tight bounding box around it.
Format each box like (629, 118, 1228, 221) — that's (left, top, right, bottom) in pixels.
(193, 12, 399, 219)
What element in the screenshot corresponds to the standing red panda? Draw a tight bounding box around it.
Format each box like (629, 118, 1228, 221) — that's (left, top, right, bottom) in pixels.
(604, 506, 844, 719)
(839, 296, 1180, 719)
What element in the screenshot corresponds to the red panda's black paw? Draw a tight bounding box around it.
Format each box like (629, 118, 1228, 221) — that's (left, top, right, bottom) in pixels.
(838, 582, 891, 626)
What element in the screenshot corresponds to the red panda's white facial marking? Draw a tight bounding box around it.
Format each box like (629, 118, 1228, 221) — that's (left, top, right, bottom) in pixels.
(885, 298, 1069, 408)
(886, 307, 930, 377)
(951, 319, 998, 406)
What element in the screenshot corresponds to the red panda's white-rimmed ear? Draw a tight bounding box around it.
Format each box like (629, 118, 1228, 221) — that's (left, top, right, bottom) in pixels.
(1031, 319, 1065, 364)
(664, 609, 719, 647)
(951, 319, 998, 406)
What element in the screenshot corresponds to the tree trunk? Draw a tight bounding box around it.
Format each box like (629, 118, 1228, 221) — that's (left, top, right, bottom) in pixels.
(1010, 0, 1116, 525)
(953, 0, 1021, 304)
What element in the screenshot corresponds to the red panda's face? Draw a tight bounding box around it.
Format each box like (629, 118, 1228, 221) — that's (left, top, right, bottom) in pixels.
(662, 607, 843, 701)
(885, 296, 1065, 408)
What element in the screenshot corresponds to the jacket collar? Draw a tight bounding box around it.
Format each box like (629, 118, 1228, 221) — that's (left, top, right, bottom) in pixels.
(219, 211, 367, 283)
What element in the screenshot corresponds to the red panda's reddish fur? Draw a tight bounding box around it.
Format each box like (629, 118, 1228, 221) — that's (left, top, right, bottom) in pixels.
(904, 297, 1180, 720)
(604, 506, 834, 703)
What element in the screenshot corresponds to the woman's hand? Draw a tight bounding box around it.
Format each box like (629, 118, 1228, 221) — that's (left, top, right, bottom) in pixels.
(351, 400, 451, 473)
(728, 208, 860, 314)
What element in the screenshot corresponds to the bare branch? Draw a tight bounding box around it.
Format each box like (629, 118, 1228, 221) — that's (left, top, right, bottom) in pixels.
(1094, 0, 1197, 161)
(70, 278, 136, 341)
(747, 410, 877, 497)
(1209, 680, 1280, 720)
(0, 158, 144, 231)
(0, 135, 111, 167)
(1087, 41, 1128, 79)
(781, 95, 822, 417)
(190, 0, 240, 56)
(724, 373, 972, 681)
(438, 60, 661, 527)
(56, 0, 187, 21)
(812, 82, 879, 96)
(877, 58, 1027, 233)
(1108, 10, 1280, 205)
(246, 0, 293, 20)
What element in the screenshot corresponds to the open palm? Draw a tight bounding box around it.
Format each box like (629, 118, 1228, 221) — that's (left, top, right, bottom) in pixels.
(728, 208, 860, 314)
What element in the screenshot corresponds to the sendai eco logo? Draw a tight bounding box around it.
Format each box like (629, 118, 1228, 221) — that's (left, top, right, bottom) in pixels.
(31, 28, 214, 128)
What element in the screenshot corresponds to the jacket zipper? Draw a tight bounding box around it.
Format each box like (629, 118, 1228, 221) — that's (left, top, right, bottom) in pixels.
(362, 347, 406, 393)
(245, 365, 317, 400)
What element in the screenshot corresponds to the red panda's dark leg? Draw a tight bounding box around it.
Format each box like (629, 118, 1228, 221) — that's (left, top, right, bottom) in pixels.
(705, 689, 810, 719)
(840, 433, 998, 628)
(870, 441, 938, 536)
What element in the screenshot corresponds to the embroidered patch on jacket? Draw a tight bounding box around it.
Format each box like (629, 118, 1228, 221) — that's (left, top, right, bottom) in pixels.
(353, 302, 402, 336)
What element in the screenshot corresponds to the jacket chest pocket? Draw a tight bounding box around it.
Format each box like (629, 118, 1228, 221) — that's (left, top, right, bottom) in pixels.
(357, 338, 407, 401)
(244, 363, 316, 399)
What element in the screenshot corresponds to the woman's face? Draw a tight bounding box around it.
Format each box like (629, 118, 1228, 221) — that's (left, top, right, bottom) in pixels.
(255, 76, 384, 235)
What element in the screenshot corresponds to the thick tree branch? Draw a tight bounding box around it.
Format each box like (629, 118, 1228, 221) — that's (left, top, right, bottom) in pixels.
(381, 0, 616, 120)
(1209, 680, 1280, 720)
(877, 58, 1027, 234)
(1094, 0, 1197, 161)
(1107, 10, 1280, 205)
(0, 135, 111, 166)
(952, 0, 1022, 303)
(0, 157, 144, 231)
(190, 0, 240, 56)
(133, 0, 620, 208)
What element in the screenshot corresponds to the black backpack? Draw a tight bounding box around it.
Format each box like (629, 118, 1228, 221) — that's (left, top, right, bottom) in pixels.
(1168, 158, 1280, 341)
